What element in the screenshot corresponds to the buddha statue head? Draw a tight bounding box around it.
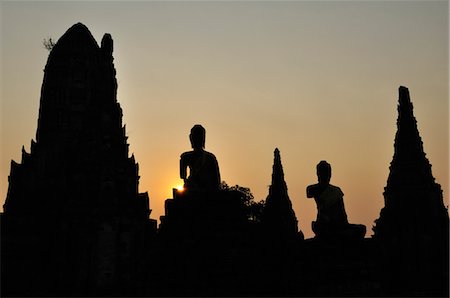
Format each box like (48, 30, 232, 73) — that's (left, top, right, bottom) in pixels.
(317, 160, 331, 184)
(190, 124, 206, 151)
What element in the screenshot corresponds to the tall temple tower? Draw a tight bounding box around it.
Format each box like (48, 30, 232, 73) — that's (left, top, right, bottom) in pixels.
(373, 86, 448, 295)
(2, 23, 155, 296)
(261, 148, 300, 238)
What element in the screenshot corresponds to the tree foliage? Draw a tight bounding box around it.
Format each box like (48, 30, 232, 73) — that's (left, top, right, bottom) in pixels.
(220, 181, 265, 223)
(43, 38, 55, 51)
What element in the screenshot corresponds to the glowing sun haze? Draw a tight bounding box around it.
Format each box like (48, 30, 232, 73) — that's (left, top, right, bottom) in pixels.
(1, 1, 448, 238)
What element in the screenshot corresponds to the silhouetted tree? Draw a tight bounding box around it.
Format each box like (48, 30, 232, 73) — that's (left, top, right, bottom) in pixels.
(220, 181, 265, 222)
(43, 38, 55, 51)
(247, 200, 265, 223)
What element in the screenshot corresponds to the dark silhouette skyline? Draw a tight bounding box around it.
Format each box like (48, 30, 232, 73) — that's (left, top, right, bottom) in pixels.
(2, 3, 448, 241)
(1, 23, 448, 297)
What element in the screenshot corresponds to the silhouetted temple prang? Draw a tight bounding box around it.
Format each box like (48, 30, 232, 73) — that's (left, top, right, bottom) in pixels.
(373, 86, 449, 296)
(1, 23, 156, 296)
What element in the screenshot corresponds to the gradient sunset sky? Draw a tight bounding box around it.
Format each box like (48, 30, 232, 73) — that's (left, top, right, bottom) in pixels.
(1, 1, 448, 238)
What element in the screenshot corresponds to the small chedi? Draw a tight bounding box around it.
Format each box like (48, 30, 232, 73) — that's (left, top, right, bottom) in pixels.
(307, 161, 366, 240)
(261, 148, 301, 239)
(1, 23, 448, 297)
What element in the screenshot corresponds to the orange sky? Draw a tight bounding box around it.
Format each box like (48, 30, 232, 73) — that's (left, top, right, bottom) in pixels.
(1, 1, 448, 238)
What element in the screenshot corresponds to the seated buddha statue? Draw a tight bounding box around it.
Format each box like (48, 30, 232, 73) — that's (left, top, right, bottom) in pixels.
(180, 125, 221, 192)
(306, 161, 366, 240)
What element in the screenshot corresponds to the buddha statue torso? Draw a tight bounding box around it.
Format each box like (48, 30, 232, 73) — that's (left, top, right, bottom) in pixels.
(180, 149, 220, 191)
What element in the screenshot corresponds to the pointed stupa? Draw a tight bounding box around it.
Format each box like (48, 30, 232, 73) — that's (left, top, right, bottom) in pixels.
(261, 148, 299, 237)
(373, 86, 448, 241)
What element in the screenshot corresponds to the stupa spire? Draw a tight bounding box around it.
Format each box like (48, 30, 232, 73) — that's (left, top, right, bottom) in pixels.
(270, 148, 287, 195)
